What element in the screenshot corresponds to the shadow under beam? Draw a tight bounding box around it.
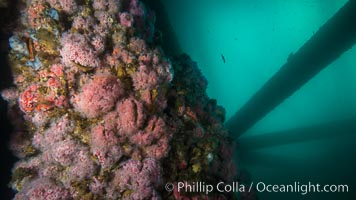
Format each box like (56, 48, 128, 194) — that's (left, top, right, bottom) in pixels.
(236, 117, 356, 151)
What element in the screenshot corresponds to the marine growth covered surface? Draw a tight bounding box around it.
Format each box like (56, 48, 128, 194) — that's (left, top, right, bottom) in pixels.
(2, 0, 242, 199)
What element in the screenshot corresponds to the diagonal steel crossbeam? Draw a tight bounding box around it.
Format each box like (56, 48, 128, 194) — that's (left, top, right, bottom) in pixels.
(226, 0, 356, 138)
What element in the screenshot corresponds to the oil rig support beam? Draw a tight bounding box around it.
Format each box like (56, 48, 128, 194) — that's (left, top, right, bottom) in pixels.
(226, 0, 356, 138)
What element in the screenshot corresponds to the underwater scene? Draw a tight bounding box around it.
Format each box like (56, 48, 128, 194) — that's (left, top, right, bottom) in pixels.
(0, 0, 355, 200)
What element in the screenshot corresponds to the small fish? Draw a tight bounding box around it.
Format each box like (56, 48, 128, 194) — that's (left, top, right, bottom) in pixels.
(221, 54, 226, 63)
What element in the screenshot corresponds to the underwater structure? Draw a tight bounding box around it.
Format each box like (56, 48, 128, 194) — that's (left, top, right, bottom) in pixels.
(1, 0, 250, 199)
(226, 0, 356, 137)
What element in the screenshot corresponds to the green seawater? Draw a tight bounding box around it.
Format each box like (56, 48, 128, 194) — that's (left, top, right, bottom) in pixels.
(159, 0, 356, 199)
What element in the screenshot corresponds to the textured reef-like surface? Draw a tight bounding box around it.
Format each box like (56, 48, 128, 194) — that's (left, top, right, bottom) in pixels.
(1, 0, 242, 199)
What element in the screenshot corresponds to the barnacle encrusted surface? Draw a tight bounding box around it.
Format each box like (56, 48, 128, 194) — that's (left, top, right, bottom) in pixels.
(2, 0, 239, 199)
